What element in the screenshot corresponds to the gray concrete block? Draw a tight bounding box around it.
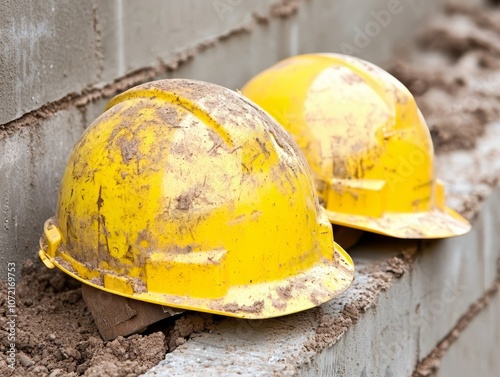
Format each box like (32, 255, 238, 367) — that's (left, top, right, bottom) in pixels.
(0, 0, 445, 125)
(166, 14, 295, 90)
(96, 0, 275, 82)
(165, 0, 446, 90)
(300, 272, 419, 377)
(0, 108, 86, 272)
(82, 96, 109, 129)
(0, 0, 99, 125)
(435, 292, 500, 377)
(95, 0, 121, 84)
(147, 311, 318, 376)
(96, 0, 445, 88)
(296, 0, 444, 65)
(414, 189, 500, 360)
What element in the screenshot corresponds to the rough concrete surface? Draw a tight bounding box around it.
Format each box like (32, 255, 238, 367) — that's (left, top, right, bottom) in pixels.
(92, 0, 441, 89)
(296, 0, 443, 64)
(411, 188, 500, 367)
(434, 288, 500, 377)
(164, 14, 294, 91)
(167, 0, 441, 91)
(0, 108, 86, 273)
(96, 0, 275, 83)
(398, 122, 500, 361)
(0, 0, 99, 125)
(100, 0, 273, 82)
(413, 276, 500, 377)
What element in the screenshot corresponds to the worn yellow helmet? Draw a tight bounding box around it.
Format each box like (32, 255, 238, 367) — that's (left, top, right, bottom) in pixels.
(242, 54, 471, 239)
(38, 79, 354, 318)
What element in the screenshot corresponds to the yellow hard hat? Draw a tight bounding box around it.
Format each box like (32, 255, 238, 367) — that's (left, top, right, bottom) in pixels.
(242, 54, 471, 239)
(38, 79, 354, 319)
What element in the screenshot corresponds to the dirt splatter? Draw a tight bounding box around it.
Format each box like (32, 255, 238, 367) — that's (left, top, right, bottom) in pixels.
(276, 285, 293, 300)
(390, 1, 500, 153)
(271, 298, 288, 311)
(116, 135, 139, 164)
(155, 105, 181, 128)
(175, 194, 193, 211)
(343, 303, 359, 323)
(271, 0, 302, 17)
(305, 306, 352, 352)
(309, 292, 322, 306)
(0, 259, 215, 376)
(252, 12, 270, 25)
(222, 300, 265, 315)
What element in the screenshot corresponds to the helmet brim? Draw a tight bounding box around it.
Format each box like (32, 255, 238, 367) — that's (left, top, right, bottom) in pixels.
(326, 206, 471, 239)
(45, 243, 354, 319)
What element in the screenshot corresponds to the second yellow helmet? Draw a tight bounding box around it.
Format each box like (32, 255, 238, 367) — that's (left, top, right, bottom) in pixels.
(242, 53, 470, 239)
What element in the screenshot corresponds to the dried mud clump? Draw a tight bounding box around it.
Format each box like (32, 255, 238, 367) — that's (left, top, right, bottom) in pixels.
(385, 256, 407, 277)
(390, 1, 500, 153)
(271, 0, 302, 18)
(165, 313, 215, 352)
(0, 259, 215, 377)
(77, 333, 166, 377)
(305, 249, 416, 354)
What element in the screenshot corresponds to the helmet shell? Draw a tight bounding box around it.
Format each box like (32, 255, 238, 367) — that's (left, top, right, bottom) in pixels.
(39, 79, 354, 318)
(242, 54, 470, 238)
